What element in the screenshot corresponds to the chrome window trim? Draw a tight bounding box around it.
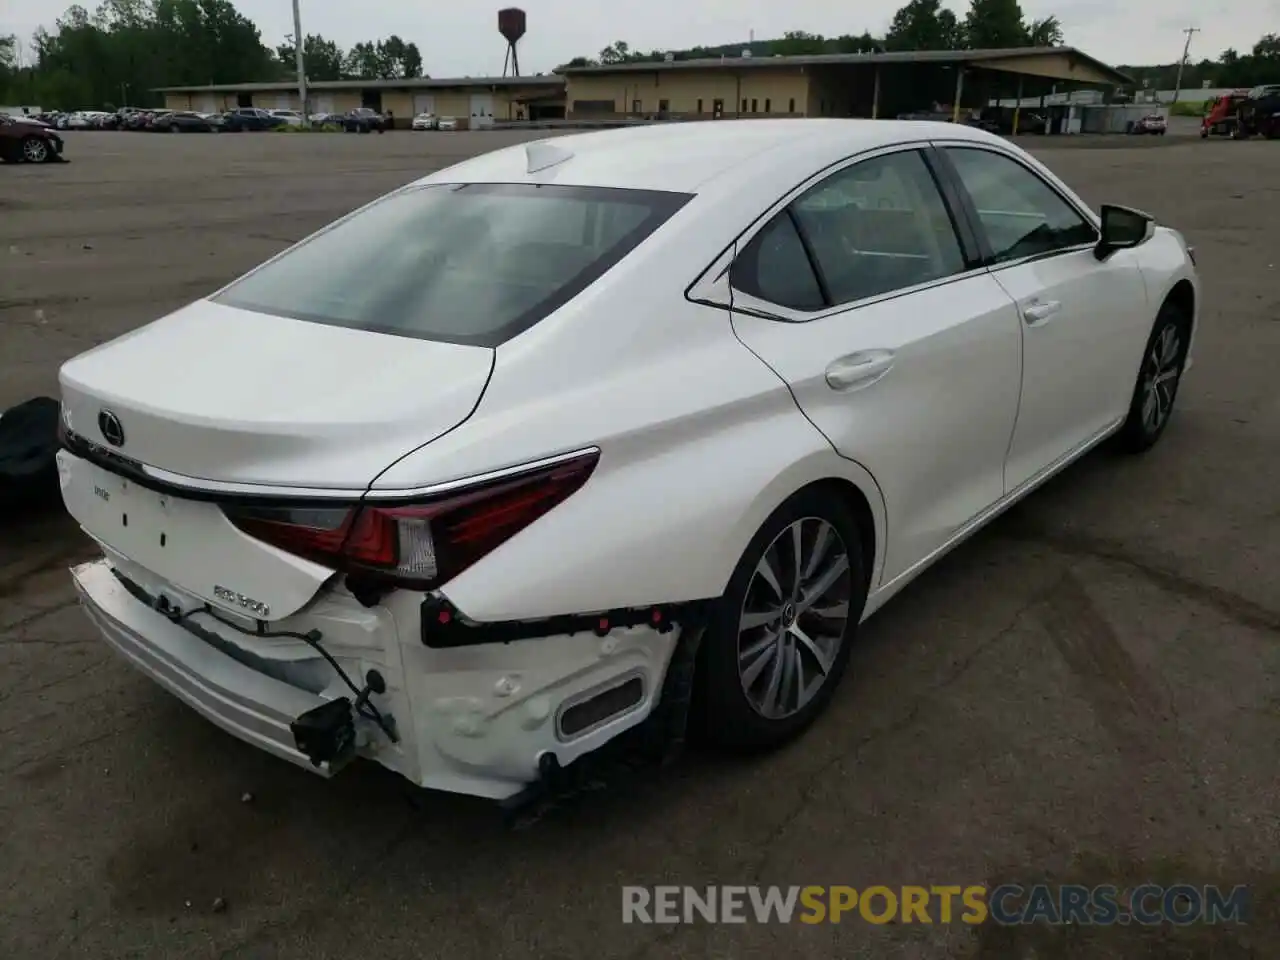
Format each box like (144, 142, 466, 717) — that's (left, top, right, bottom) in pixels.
(728, 262, 997, 324)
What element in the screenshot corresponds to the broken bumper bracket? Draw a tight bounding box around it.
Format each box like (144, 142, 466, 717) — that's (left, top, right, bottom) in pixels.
(419, 595, 716, 649)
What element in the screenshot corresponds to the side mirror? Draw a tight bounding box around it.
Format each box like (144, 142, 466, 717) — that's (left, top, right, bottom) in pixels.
(1095, 204, 1155, 260)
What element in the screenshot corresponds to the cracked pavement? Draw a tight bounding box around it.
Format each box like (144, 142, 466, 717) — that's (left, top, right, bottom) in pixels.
(1, 130, 1277, 959)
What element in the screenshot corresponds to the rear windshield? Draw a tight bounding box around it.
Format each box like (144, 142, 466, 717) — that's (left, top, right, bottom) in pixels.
(213, 182, 690, 347)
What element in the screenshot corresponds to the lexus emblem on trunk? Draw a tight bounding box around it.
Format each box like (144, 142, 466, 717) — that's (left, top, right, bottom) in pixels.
(98, 409, 125, 447)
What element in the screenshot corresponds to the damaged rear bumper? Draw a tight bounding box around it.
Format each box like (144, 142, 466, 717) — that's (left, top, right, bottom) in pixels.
(71, 559, 340, 775)
(71, 557, 698, 802)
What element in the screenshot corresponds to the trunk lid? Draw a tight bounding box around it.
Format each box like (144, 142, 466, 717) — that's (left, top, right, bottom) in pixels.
(58, 449, 334, 620)
(58, 299, 494, 490)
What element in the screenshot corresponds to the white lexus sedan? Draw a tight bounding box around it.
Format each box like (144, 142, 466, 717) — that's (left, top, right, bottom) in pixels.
(56, 120, 1198, 805)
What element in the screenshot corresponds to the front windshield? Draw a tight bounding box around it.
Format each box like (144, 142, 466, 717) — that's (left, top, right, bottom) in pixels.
(213, 182, 691, 347)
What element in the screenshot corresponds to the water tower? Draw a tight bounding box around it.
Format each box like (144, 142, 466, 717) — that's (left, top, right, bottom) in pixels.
(499, 8, 526, 77)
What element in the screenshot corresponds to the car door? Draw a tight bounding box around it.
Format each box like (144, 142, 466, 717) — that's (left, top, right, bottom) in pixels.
(935, 144, 1151, 491)
(725, 146, 1025, 584)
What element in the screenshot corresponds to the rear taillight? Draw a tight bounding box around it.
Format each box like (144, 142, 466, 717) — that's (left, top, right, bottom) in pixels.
(221, 450, 599, 591)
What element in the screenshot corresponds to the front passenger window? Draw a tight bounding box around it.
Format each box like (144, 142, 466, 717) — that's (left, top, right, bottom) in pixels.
(944, 147, 1098, 263)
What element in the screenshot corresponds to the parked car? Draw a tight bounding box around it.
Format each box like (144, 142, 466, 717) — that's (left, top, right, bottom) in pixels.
(221, 107, 286, 132)
(411, 112, 439, 130)
(1129, 114, 1167, 135)
(343, 107, 387, 133)
(0, 112, 65, 163)
(269, 109, 306, 127)
(55, 121, 1198, 806)
(436, 115, 458, 131)
(309, 112, 346, 127)
(155, 110, 223, 133)
(1232, 84, 1280, 140)
(123, 110, 157, 130)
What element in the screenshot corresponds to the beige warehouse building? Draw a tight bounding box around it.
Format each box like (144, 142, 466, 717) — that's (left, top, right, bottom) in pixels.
(560, 47, 1132, 121)
(158, 46, 1130, 130)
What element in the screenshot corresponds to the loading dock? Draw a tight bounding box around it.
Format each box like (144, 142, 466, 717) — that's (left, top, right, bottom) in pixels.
(560, 47, 1132, 125)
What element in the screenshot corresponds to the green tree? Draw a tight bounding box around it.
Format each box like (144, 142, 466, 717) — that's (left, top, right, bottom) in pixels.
(963, 0, 1028, 49)
(276, 33, 345, 81)
(598, 40, 631, 64)
(773, 31, 829, 55)
(1025, 15, 1063, 47)
(833, 32, 883, 53)
(885, 0, 961, 51)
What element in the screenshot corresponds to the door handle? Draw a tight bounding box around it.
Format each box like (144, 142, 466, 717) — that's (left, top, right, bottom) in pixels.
(1022, 300, 1062, 325)
(825, 350, 895, 391)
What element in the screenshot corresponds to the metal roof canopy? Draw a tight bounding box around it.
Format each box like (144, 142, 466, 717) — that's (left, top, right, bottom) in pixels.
(154, 75, 565, 94)
(559, 47, 1132, 87)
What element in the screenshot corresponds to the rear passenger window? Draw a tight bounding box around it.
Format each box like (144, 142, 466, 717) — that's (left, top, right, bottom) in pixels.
(789, 150, 966, 306)
(731, 212, 825, 311)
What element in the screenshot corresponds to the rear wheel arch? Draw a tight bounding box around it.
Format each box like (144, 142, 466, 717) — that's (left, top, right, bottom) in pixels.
(801, 477, 877, 593)
(689, 477, 876, 749)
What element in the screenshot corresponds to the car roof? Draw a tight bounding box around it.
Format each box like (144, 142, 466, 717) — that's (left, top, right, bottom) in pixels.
(416, 119, 1003, 193)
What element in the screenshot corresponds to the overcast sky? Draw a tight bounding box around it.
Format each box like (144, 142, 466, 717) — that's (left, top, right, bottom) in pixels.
(3, 0, 1277, 76)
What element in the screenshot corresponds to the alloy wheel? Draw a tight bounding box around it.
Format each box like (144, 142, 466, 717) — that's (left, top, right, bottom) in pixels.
(22, 138, 48, 162)
(1140, 323, 1182, 435)
(737, 517, 853, 720)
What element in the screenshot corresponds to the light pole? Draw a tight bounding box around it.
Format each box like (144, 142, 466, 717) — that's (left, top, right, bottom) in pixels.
(1171, 27, 1200, 110)
(291, 0, 308, 117)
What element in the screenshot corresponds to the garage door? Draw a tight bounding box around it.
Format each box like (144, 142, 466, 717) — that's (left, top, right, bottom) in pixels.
(313, 94, 334, 114)
(413, 94, 435, 115)
(469, 93, 494, 128)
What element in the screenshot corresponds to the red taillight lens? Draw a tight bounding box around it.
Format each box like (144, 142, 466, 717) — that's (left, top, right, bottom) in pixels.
(222, 450, 599, 590)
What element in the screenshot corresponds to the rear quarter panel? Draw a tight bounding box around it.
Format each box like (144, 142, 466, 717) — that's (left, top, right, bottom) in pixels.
(371, 209, 889, 621)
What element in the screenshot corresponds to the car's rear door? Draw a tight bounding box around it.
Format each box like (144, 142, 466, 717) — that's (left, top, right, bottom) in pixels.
(932, 142, 1151, 491)
(723, 145, 1024, 584)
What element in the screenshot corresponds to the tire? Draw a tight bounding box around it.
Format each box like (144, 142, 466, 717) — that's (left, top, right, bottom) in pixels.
(20, 136, 49, 163)
(169, 124, 180, 133)
(695, 486, 869, 752)
(1115, 300, 1190, 454)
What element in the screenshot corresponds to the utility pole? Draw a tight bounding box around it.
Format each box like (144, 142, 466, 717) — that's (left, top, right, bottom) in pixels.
(291, 0, 308, 118)
(1171, 27, 1199, 109)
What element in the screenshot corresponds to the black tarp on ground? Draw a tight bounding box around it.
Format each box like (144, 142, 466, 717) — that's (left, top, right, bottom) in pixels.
(0, 397, 61, 512)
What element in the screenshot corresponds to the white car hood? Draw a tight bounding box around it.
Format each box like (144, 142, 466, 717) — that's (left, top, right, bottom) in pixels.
(59, 299, 494, 490)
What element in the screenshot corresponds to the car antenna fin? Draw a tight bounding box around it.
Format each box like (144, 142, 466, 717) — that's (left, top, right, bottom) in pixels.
(525, 141, 573, 174)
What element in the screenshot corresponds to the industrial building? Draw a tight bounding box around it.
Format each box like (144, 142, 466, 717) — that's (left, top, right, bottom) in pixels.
(156, 75, 566, 127)
(559, 47, 1132, 121)
(156, 45, 1132, 130)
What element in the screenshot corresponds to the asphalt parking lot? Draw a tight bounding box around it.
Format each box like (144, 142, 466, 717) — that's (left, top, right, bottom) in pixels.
(2, 128, 1278, 960)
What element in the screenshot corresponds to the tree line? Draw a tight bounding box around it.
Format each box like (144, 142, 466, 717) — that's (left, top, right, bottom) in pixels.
(3, 0, 1279, 111)
(565, 0, 1280, 95)
(0, 0, 423, 110)
(564, 0, 1066, 68)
